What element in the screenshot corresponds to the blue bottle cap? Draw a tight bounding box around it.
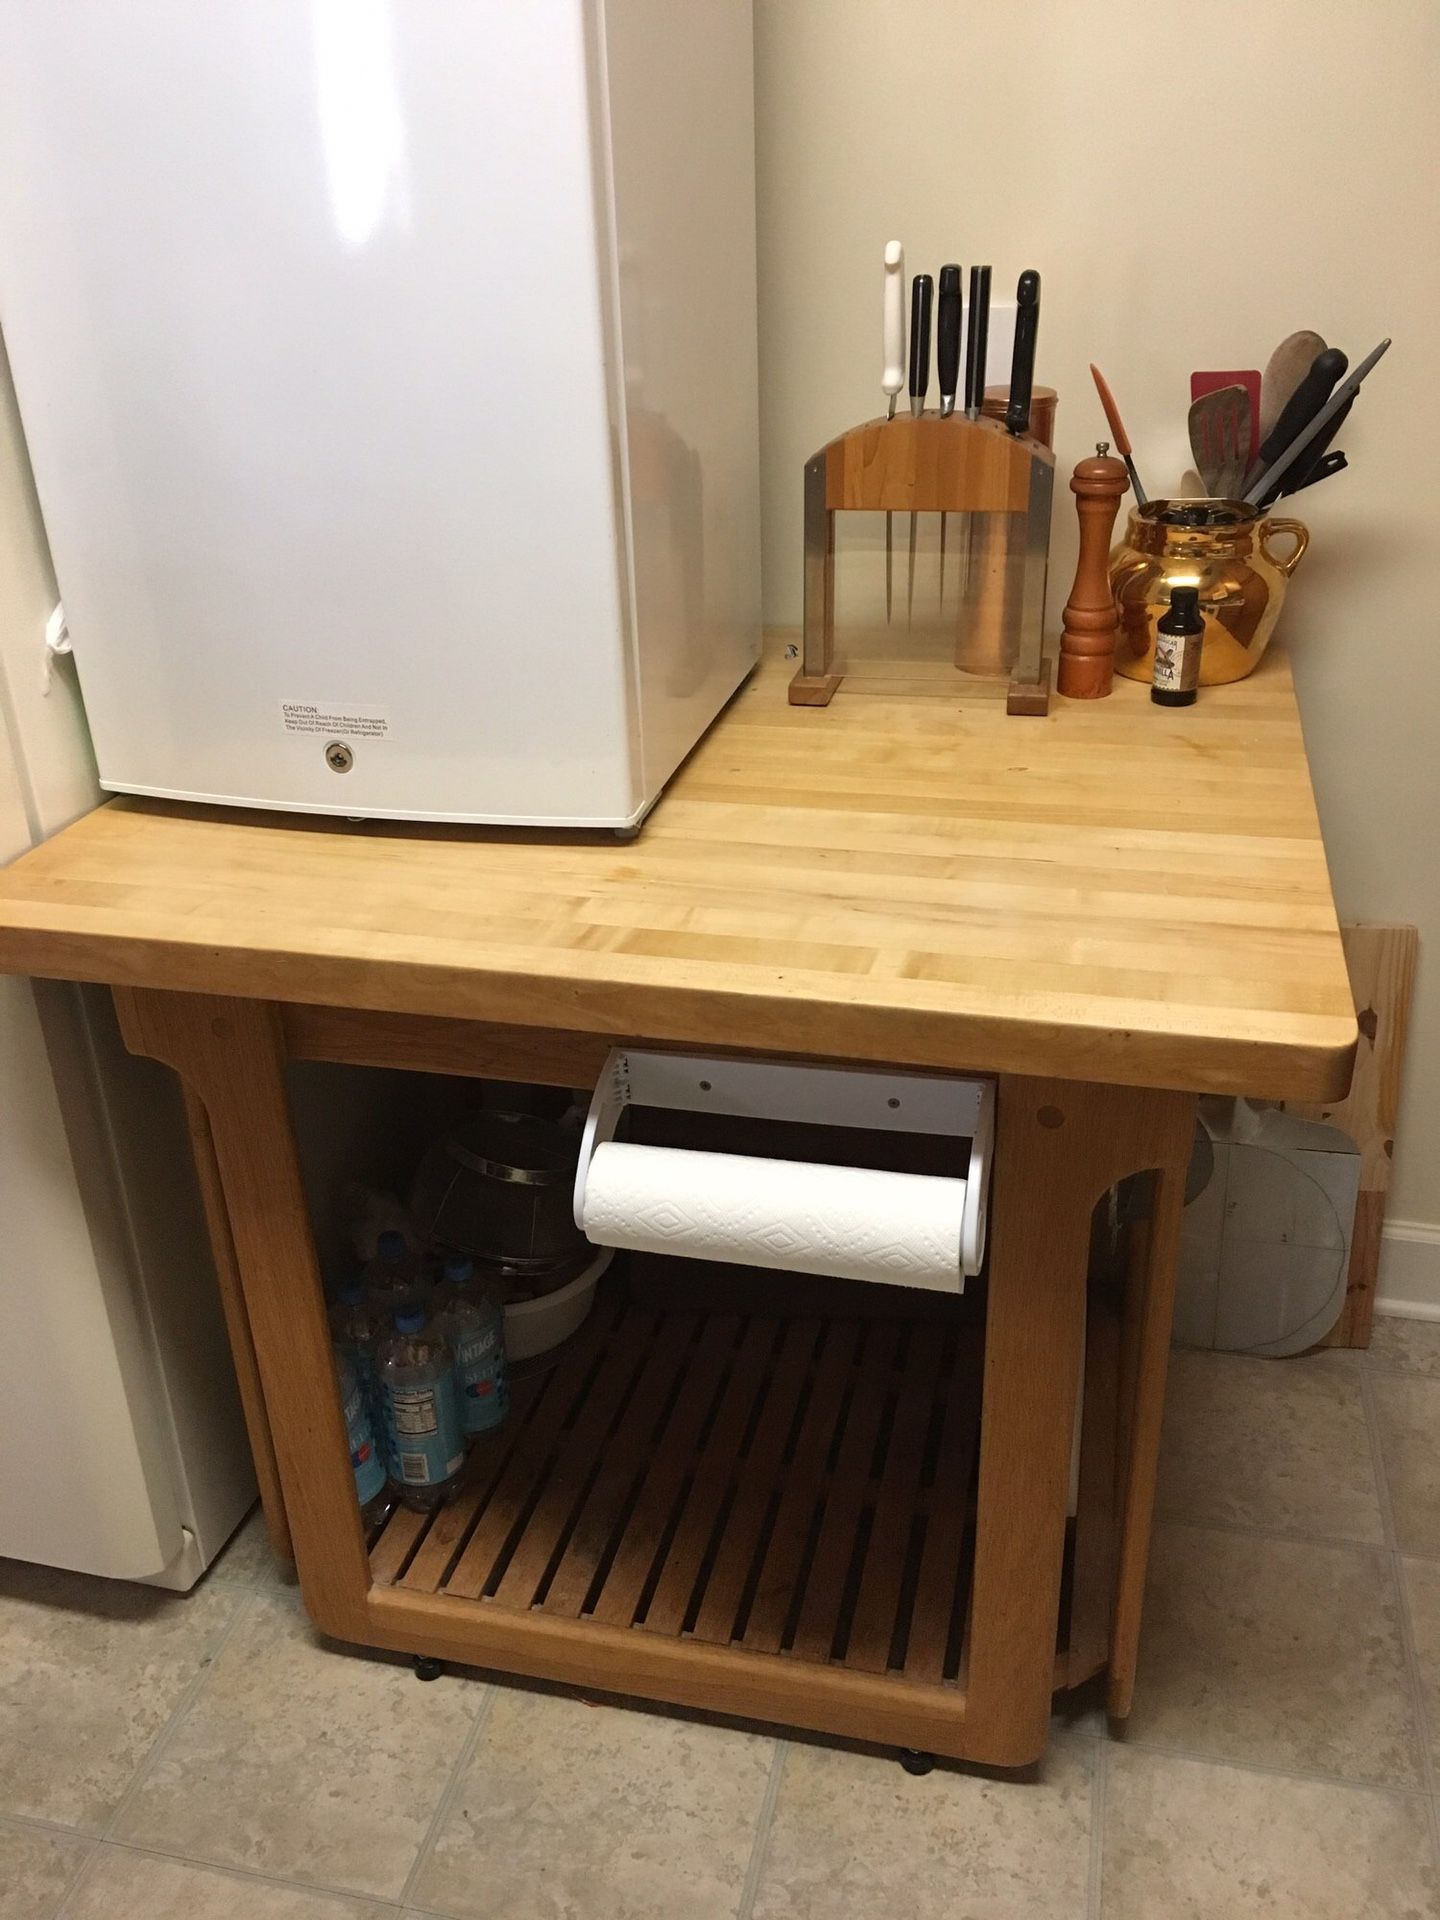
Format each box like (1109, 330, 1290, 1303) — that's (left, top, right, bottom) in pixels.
(442, 1254, 475, 1285)
(377, 1229, 408, 1262)
(395, 1308, 426, 1335)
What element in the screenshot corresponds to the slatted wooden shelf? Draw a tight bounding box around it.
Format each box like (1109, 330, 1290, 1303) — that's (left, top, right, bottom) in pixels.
(369, 1286, 986, 1698)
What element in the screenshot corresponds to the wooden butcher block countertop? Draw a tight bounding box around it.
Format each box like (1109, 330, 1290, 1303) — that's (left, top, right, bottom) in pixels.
(0, 637, 1356, 1099)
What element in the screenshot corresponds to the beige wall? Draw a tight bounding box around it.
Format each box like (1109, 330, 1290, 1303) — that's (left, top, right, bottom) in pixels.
(755, 0, 1439, 1224)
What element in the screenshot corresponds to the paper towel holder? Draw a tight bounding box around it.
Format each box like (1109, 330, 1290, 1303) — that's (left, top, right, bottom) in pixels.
(574, 1049, 996, 1280)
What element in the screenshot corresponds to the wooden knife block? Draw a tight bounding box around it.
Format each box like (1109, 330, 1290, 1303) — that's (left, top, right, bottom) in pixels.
(792, 401, 1057, 714)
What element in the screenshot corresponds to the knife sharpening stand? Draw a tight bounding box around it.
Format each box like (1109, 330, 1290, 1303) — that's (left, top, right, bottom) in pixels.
(791, 408, 1056, 715)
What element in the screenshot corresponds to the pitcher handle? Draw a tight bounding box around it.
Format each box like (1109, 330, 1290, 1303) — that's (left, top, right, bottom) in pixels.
(1260, 517, 1309, 578)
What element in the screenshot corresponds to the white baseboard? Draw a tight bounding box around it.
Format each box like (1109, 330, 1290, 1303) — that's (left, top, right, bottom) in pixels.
(1376, 1221, 1440, 1321)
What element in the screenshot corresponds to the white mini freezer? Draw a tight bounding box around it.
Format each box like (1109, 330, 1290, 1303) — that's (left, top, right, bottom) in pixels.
(0, 2, 761, 828)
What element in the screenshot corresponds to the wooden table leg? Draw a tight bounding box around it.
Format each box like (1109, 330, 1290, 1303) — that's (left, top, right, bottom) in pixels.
(1107, 1157, 1188, 1721)
(180, 1086, 292, 1567)
(964, 1075, 1193, 1767)
(116, 988, 368, 1637)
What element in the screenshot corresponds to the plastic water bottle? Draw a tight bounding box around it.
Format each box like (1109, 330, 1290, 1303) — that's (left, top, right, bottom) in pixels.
(336, 1354, 392, 1528)
(329, 1279, 383, 1428)
(439, 1253, 510, 1437)
(377, 1306, 466, 1509)
(365, 1229, 423, 1312)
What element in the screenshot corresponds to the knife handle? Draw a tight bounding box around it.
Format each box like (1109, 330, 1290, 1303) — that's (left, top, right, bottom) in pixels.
(1280, 448, 1347, 498)
(972, 266, 991, 416)
(881, 241, 905, 405)
(1256, 346, 1348, 469)
(937, 264, 962, 413)
(1006, 269, 1040, 435)
(964, 266, 982, 412)
(908, 274, 933, 414)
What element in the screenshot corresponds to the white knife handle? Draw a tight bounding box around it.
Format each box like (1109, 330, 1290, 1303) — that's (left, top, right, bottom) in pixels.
(881, 241, 905, 400)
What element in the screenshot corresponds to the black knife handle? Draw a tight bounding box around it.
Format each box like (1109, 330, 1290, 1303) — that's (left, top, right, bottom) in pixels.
(937, 264, 962, 406)
(1006, 269, 1040, 435)
(1257, 346, 1348, 469)
(972, 265, 991, 412)
(908, 275, 933, 405)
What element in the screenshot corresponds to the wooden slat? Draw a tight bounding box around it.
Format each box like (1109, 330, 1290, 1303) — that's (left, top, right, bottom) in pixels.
(789, 1323, 901, 1662)
(691, 1320, 822, 1645)
(490, 1314, 656, 1608)
(741, 1322, 863, 1653)
(845, 1330, 949, 1672)
(641, 1319, 787, 1636)
(589, 1316, 745, 1627)
(398, 1370, 550, 1593)
(444, 1293, 629, 1600)
(539, 1315, 700, 1618)
(368, 1505, 431, 1587)
(904, 1339, 984, 1684)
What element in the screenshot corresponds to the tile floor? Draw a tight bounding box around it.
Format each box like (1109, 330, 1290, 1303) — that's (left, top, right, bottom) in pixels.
(5, 1317, 1440, 1918)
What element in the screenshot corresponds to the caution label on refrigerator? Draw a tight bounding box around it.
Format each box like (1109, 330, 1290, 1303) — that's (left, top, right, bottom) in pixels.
(280, 702, 390, 740)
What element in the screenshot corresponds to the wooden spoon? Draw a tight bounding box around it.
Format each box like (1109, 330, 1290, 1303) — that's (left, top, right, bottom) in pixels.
(1259, 330, 1326, 441)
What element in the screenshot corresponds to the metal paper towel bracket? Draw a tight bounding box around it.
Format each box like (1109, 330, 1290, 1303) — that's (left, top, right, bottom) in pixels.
(574, 1049, 995, 1280)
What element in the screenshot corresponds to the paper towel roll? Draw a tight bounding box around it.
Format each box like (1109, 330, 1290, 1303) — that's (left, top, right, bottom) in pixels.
(579, 1141, 965, 1293)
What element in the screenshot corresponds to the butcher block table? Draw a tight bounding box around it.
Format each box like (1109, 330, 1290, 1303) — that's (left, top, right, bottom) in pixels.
(0, 635, 1356, 1770)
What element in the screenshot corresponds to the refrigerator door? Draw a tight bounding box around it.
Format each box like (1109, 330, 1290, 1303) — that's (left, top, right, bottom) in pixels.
(0, 2, 641, 826)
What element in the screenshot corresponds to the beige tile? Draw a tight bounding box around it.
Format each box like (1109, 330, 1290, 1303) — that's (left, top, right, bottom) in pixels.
(1401, 1556, 1440, 1772)
(1157, 1348, 1382, 1543)
(207, 1505, 294, 1591)
(1102, 1745, 1437, 1919)
(414, 1685, 772, 1920)
(67, 1846, 389, 1918)
(750, 1732, 1093, 1920)
(1366, 1313, 1440, 1379)
(1372, 1371, 1440, 1557)
(0, 1819, 91, 1920)
(1128, 1523, 1421, 1786)
(0, 1559, 241, 1832)
(114, 1587, 475, 1901)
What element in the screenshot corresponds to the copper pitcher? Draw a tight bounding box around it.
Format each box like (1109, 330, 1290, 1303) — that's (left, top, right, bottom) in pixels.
(1110, 500, 1309, 686)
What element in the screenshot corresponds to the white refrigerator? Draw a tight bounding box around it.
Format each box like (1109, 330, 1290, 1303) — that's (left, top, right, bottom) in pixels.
(0, 340, 254, 1588)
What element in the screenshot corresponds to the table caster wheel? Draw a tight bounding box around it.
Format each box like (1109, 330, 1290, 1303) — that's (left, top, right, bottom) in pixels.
(412, 1654, 444, 1683)
(898, 1748, 934, 1776)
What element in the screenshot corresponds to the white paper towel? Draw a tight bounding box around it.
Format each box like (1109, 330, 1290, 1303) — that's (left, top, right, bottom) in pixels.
(580, 1141, 965, 1293)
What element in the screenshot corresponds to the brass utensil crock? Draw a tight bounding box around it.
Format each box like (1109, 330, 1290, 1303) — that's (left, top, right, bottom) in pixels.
(1110, 499, 1309, 686)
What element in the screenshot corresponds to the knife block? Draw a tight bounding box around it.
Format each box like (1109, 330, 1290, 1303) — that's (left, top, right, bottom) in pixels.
(792, 408, 1057, 715)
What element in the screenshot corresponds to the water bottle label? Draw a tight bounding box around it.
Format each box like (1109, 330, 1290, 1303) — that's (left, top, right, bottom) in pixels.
(342, 1378, 387, 1506)
(455, 1325, 510, 1435)
(388, 1378, 464, 1486)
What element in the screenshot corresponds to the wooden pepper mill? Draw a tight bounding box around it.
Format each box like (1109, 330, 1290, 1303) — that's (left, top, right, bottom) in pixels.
(1057, 442, 1130, 699)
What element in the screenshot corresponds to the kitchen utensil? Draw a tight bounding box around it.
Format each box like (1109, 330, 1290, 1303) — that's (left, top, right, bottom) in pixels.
(1005, 270, 1040, 435)
(881, 241, 905, 620)
(1110, 498, 1309, 685)
(936, 264, 962, 417)
(907, 272, 933, 623)
(1260, 329, 1326, 441)
(410, 1110, 589, 1283)
(1244, 338, 1388, 506)
(881, 241, 905, 420)
(964, 264, 990, 418)
(1188, 384, 1250, 497)
(1057, 443, 1129, 699)
(936, 263, 962, 605)
(1191, 370, 1261, 467)
(1088, 363, 1148, 505)
(1248, 345, 1347, 492)
(1280, 448, 1347, 497)
(1180, 469, 1205, 498)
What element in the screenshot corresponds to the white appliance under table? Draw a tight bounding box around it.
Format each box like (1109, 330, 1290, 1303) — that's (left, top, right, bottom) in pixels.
(0, 2, 761, 829)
